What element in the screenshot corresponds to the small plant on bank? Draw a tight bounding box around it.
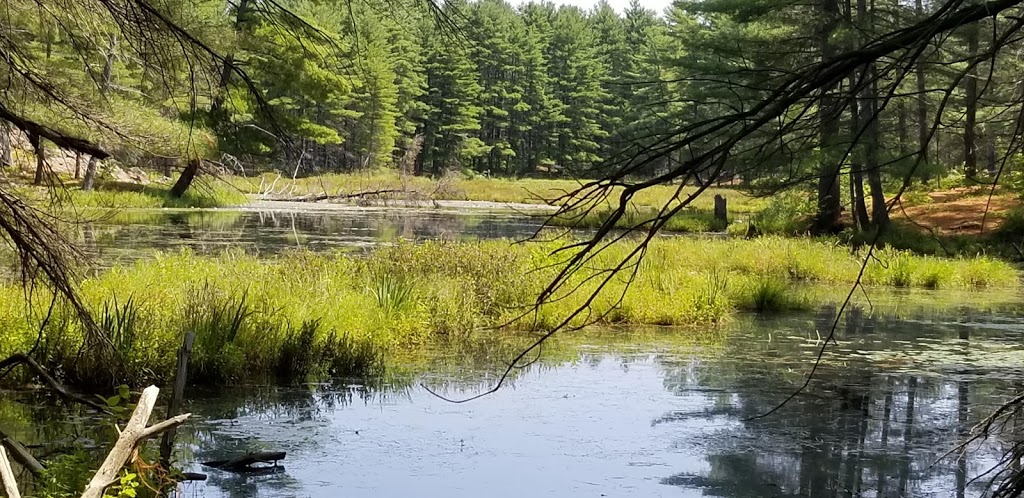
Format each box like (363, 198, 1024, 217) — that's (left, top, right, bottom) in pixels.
(734, 276, 805, 312)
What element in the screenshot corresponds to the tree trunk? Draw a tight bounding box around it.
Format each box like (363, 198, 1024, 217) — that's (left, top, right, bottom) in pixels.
(865, 78, 888, 232)
(210, 0, 248, 117)
(74, 152, 82, 179)
(82, 156, 99, 191)
(897, 100, 908, 159)
(915, 0, 930, 183)
(812, 0, 843, 234)
(101, 33, 116, 95)
(849, 85, 870, 230)
(964, 23, 979, 182)
(170, 159, 200, 198)
(986, 129, 998, 176)
(864, 73, 888, 231)
(858, 0, 888, 233)
(30, 133, 45, 186)
(0, 121, 10, 169)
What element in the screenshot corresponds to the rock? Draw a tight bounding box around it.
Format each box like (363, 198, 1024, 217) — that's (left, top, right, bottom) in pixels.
(126, 167, 150, 185)
(101, 165, 150, 185)
(101, 165, 127, 182)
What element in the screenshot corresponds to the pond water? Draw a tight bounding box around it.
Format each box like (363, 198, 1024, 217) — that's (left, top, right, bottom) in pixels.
(71, 203, 550, 267)
(152, 302, 1022, 497)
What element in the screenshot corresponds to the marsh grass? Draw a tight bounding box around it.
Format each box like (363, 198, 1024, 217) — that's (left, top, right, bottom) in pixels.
(67, 181, 247, 209)
(368, 273, 418, 318)
(732, 276, 809, 312)
(0, 237, 1015, 385)
(749, 192, 815, 235)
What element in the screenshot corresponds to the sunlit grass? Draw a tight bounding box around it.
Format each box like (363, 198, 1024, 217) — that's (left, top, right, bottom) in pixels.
(0, 236, 1015, 386)
(67, 181, 248, 209)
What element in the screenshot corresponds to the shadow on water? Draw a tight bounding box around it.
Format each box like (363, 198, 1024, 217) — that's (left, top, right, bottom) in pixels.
(3, 303, 1024, 497)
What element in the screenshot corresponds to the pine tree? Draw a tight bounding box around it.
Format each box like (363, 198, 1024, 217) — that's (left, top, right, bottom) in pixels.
(545, 6, 611, 174)
(418, 7, 487, 176)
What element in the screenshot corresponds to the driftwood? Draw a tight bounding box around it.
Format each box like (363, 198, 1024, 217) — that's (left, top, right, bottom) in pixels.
(1, 437, 44, 476)
(263, 189, 405, 203)
(0, 447, 20, 498)
(80, 386, 191, 498)
(201, 451, 286, 472)
(0, 353, 111, 414)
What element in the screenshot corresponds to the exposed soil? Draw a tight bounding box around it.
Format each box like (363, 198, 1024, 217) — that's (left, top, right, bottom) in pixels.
(895, 187, 1020, 234)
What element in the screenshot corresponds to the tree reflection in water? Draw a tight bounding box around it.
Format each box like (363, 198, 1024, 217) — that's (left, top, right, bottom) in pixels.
(657, 305, 1021, 497)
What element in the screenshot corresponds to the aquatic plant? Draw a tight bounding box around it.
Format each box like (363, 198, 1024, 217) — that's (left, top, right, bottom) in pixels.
(368, 273, 418, 318)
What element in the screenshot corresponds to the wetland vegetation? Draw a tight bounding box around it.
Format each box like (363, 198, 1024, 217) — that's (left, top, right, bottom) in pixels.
(0, 237, 1015, 388)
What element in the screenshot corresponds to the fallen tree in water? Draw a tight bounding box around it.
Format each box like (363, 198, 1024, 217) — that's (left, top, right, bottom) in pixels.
(0, 385, 190, 498)
(261, 189, 407, 203)
(202, 451, 287, 472)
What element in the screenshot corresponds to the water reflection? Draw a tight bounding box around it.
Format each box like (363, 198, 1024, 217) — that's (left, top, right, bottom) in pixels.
(164, 307, 1024, 497)
(70, 207, 547, 267)
(2, 305, 1023, 497)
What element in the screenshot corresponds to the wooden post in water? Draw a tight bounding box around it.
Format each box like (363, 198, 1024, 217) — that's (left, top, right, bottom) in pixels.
(160, 331, 195, 468)
(713, 194, 728, 226)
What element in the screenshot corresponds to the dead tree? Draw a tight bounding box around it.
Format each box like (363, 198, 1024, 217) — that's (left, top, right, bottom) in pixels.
(0, 386, 190, 498)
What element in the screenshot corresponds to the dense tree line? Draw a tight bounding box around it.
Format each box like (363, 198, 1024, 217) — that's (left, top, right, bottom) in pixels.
(3, 0, 1024, 230)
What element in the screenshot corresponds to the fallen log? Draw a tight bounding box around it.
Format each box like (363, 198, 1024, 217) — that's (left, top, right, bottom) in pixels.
(263, 189, 406, 203)
(1, 437, 44, 476)
(81, 386, 191, 498)
(201, 451, 286, 472)
(0, 354, 112, 414)
(0, 446, 20, 498)
(179, 472, 207, 481)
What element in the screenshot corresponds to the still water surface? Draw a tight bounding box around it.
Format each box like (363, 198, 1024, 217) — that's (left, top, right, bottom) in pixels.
(73, 205, 548, 267)
(164, 304, 1024, 498)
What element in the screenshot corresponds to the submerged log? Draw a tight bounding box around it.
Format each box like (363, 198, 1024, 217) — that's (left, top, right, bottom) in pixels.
(0, 353, 111, 414)
(201, 451, 286, 472)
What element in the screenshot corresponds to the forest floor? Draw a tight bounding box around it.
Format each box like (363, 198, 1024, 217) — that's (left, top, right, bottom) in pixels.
(895, 186, 1021, 234)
